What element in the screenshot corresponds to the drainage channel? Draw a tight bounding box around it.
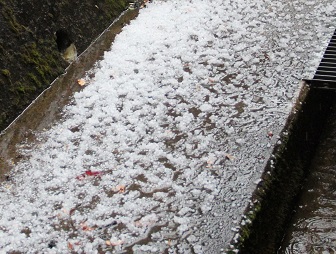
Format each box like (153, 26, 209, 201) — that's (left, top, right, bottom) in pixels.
(278, 92, 336, 253)
(278, 29, 336, 253)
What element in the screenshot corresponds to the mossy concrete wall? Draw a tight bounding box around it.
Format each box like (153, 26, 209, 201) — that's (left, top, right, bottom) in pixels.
(229, 82, 336, 253)
(0, 0, 129, 131)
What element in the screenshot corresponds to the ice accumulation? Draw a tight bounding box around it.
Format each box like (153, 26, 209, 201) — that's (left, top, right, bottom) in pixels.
(0, 0, 335, 253)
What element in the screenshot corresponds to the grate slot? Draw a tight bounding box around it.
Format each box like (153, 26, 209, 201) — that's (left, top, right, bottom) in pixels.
(307, 29, 336, 89)
(313, 74, 336, 81)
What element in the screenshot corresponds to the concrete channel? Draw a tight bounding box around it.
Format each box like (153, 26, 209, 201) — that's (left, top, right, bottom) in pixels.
(229, 82, 336, 253)
(278, 29, 336, 254)
(279, 90, 336, 253)
(233, 28, 336, 253)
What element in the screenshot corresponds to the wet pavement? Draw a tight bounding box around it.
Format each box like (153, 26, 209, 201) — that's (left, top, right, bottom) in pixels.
(0, 1, 335, 253)
(279, 100, 336, 253)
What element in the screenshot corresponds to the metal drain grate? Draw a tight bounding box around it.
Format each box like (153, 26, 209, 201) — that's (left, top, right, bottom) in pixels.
(306, 29, 336, 89)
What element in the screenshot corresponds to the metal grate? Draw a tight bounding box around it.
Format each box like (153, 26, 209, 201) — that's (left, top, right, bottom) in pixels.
(307, 29, 336, 89)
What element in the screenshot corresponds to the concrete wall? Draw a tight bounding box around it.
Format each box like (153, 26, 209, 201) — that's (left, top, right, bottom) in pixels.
(0, 0, 130, 131)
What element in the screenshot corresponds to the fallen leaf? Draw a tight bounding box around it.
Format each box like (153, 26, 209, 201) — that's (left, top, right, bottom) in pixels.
(140, 0, 149, 8)
(116, 185, 126, 193)
(85, 170, 103, 176)
(77, 79, 86, 86)
(80, 222, 95, 231)
(69, 208, 76, 216)
(83, 226, 94, 231)
(68, 242, 73, 250)
(76, 170, 103, 180)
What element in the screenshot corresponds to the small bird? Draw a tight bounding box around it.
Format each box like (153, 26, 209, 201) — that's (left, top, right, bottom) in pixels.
(55, 29, 77, 63)
(62, 43, 77, 63)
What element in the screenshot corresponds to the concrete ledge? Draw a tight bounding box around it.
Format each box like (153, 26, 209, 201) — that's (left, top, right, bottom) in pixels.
(230, 81, 336, 253)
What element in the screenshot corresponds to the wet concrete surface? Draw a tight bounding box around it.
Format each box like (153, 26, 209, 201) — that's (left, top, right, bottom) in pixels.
(279, 96, 336, 253)
(0, 1, 335, 252)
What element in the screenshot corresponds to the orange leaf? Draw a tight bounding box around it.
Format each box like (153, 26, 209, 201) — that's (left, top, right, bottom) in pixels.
(77, 79, 86, 86)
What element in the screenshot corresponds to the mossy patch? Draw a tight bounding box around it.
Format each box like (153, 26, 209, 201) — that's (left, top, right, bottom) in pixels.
(1, 4, 27, 34)
(1, 69, 10, 77)
(101, 0, 128, 20)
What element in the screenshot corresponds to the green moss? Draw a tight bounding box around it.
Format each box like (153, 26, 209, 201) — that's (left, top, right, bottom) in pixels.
(27, 73, 42, 88)
(228, 202, 262, 252)
(1, 69, 10, 77)
(1, 5, 25, 34)
(5, 39, 63, 111)
(103, 0, 128, 19)
(21, 41, 63, 86)
(9, 81, 37, 109)
(16, 85, 26, 94)
(22, 42, 41, 65)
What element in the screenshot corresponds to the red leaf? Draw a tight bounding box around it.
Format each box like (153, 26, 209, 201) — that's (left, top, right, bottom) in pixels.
(85, 170, 102, 176)
(76, 170, 103, 180)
